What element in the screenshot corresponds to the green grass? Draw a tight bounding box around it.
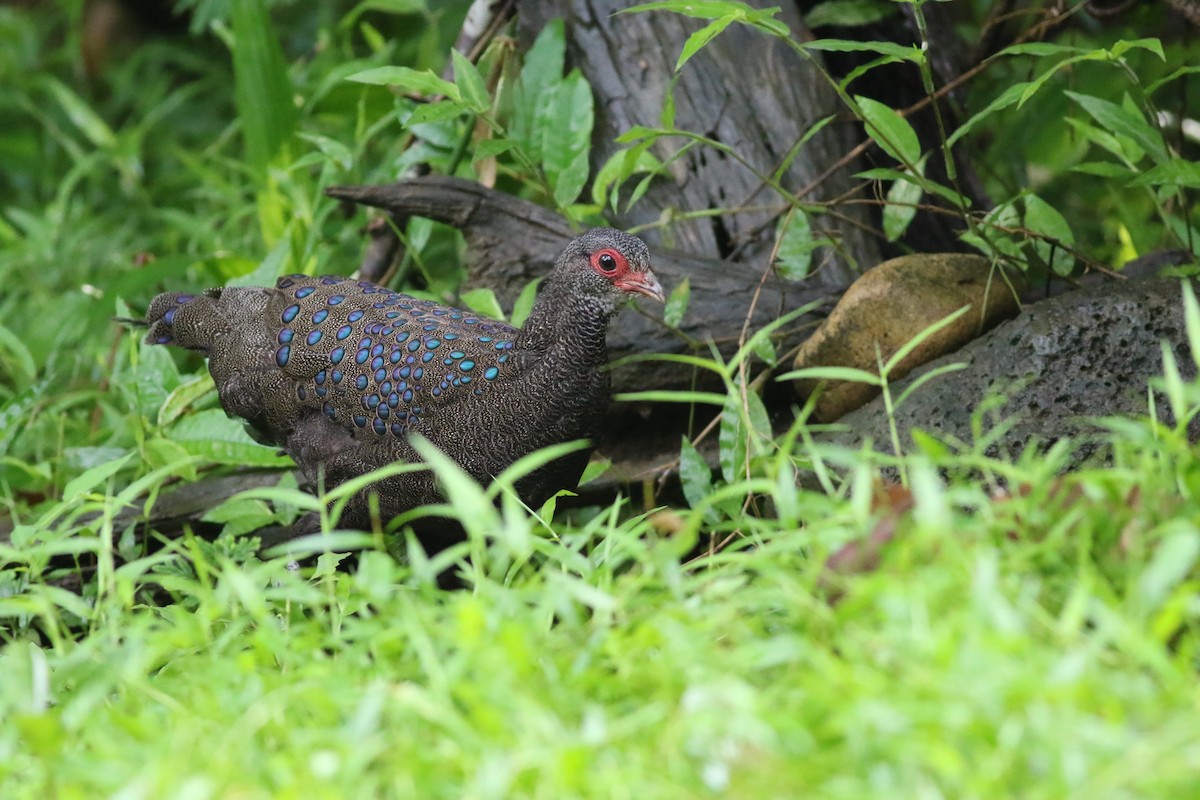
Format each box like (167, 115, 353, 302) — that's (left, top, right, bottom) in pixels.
(1, 2, 1199, 797)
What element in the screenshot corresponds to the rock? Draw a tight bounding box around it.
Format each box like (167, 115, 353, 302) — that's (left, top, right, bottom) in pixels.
(792, 253, 1021, 422)
(820, 278, 1199, 464)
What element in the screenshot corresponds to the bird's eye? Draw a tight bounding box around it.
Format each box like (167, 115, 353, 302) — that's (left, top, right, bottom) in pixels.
(591, 248, 627, 276)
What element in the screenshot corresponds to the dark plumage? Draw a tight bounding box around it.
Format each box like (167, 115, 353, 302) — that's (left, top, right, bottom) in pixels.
(143, 228, 661, 532)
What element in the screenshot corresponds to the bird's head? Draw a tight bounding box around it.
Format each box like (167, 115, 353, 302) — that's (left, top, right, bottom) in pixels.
(555, 228, 663, 312)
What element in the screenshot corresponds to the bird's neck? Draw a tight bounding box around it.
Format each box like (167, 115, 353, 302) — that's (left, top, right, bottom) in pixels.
(517, 278, 613, 365)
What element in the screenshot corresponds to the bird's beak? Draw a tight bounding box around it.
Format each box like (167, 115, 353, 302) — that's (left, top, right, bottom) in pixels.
(618, 271, 665, 302)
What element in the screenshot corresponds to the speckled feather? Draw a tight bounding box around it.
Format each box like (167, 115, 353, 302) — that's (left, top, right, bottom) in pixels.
(143, 228, 659, 531)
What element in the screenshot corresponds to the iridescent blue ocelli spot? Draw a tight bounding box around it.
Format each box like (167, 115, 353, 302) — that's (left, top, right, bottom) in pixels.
(399, 366, 411, 379)
(356, 375, 369, 390)
(425, 338, 440, 349)
(386, 311, 400, 319)
(395, 331, 410, 342)
(371, 344, 384, 358)
(277, 278, 295, 289)
(461, 376, 471, 384)
(433, 308, 445, 316)
(355, 350, 369, 365)
(163, 308, 177, 324)
(315, 386, 327, 398)
(444, 333, 458, 341)
(450, 351, 465, 359)
(336, 325, 352, 341)
(421, 352, 434, 363)
(388, 392, 399, 407)
(423, 324, 437, 332)
(372, 419, 387, 435)
(306, 330, 322, 346)
(391, 422, 405, 436)
(460, 360, 475, 371)
(440, 380, 449, 389)
(375, 368, 387, 382)
(484, 366, 499, 380)
(377, 405, 390, 420)
(403, 389, 414, 402)
(314, 371, 327, 385)
(322, 402, 335, 418)
(442, 358, 453, 366)
(296, 287, 315, 299)
(359, 337, 372, 349)
(464, 318, 478, 325)
(278, 329, 294, 344)
(495, 342, 506, 350)
(414, 368, 424, 380)
(498, 354, 509, 364)
(390, 350, 402, 363)
(353, 414, 367, 428)
(366, 394, 381, 409)
(348, 309, 364, 322)
(281, 304, 300, 323)
(330, 347, 345, 364)
(479, 336, 493, 343)
(296, 386, 307, 400)
(328, 295, 345, 305)
(379, 381, 392, 394)
(320, 276, 338, 285)
(381, 326, 394, 337)
(311, 309, 329, 325)
(371, 356, 384, 370)
(407, 339, 421, 352)
(276, 346, 290, 367)
(331, 370, 343, 384)
(474, 388, 483, 396)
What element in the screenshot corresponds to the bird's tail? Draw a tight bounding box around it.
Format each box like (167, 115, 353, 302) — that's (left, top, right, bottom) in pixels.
(143, 289, 226, 351)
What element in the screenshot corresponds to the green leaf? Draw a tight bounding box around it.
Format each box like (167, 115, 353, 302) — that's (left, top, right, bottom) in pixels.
(405, 101, 468, 126)
(0, 324, 37, 390)
(718, 384, 771, 483)
(543, 71, 594, 208)
(231, 0, 297, 172)
(947, 82, 1026, 149)
(676, 15, 736, 71)
(510, 278, 543, 328)
(176, 439, 293, 468)
(774, 211, 814, 281)
(1024, 194, 1075, 276)
(297, 132, 353, 170)
(459, 288, 506, 322)
(227, 231, 292, 288)
(1069, 161, 1135, 178)
(42, 77, 115, 148)
(63, 453, 134, 502)
(883, 160, 925, 242)
(663, 278, 690, 327)
(775, 365, 883, 385)
(473, 138, 516, 161)
(511, 19, 565, 164)
(679, 437, 716, 521)
(347, 66, 460, 100)
(623, 0, 757, 20)
(157, 374, 216, 428)
(1066, 91, 1166, 163)
(855, 95, 920, 165)
(800, 39, 920, 61)
(451, 49, 490, 114)
(1128, 158, 1200, 189)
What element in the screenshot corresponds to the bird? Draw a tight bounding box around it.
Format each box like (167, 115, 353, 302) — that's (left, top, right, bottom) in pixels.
(141, 227, 663, 535)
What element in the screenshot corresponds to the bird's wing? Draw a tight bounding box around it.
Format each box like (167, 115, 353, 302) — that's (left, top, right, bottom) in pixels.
(263, 274, 523, 440)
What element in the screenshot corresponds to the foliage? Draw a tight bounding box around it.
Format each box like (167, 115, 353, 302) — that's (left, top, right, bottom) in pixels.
(1, 0, 1199, 797)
